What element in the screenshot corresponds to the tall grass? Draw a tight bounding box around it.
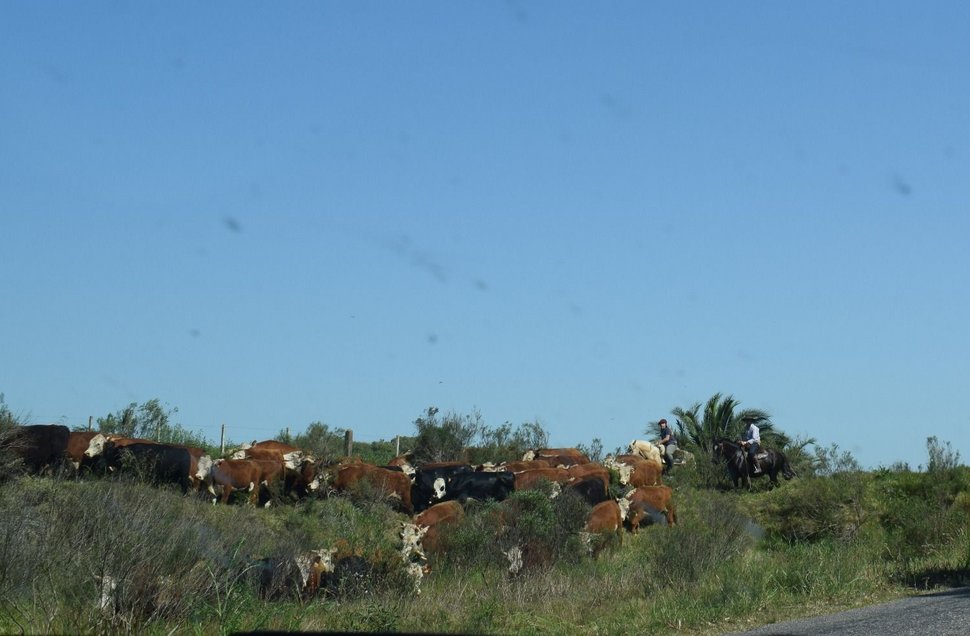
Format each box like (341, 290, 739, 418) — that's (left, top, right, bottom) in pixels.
(1, 464, 968, 634)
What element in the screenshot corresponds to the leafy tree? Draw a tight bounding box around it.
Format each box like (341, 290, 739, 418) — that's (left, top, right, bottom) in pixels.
(0, 393, 23, 433)
(283, 422, 347, 460)
(96, 399, 210, 449)
(926, 436, 962, 473)
(471, 419, 550, 464)
(576, 438, 604, 463)
(814, 443, 861, 477)
(412, 407, 484, 464)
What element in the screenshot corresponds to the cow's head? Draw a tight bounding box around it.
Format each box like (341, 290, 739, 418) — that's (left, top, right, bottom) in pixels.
(522, 450, 536, 462)
(282, 450, 303, 471)
(83, 434, 109, 458)
(431, 477, 446, 500)
(400, 522, 428, 562)
(504, 546, 524, 575)
(195, 455, 213, 482)
(405, 561, 428, 594)
(617, 497, 630, 521)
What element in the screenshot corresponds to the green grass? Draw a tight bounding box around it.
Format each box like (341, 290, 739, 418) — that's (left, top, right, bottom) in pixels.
(0, 466, 967, 633)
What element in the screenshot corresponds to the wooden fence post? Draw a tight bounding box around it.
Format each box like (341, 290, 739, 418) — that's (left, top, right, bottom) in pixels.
(344, 429, 353, 457)
(87, 416, 93, 431)
(220, 423, 225, 456)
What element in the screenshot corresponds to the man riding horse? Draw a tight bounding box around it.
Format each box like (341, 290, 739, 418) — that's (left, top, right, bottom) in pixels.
(740, 420, 761, 474)
(713, 435, 796, 489)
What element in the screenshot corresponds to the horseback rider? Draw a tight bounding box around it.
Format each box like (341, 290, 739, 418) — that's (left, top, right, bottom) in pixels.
(739, 421, 761, 474)
(657, 419, 677, 472)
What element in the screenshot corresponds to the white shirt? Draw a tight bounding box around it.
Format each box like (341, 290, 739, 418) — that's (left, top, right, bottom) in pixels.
(743, 424, 760, 444)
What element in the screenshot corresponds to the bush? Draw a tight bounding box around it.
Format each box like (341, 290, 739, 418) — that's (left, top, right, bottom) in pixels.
(439, 489, 589, 573)
(0, 476, 418, 632)
(873, 467, 970, 571)
(647, 490, 754, 589)
(750, 472, 870, 543)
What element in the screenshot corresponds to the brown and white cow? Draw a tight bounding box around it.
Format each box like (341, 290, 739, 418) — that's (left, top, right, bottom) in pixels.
(566, 462, 610, 495)
(65, 430, 99, 472)
(414, 500, 465, 554)
(332, 463, 414, 514)
(581, 499, 629, 557)
(207, 458, 284, 505)
(624, 485, 677, 529)
(606, 454, 663, 488)
(496, 459, 553, 473)
(513, 467, 571, 495)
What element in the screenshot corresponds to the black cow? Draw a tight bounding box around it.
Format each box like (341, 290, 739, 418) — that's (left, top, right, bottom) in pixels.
(565, 475, 609, 506)
(103, 442, 192, 493)
(0, 424, 71, 474)
(411, 464, 474, 512)
(437, 471, 515, 505)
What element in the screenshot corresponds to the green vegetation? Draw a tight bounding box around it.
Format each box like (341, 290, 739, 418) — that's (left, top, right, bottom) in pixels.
(0, 395, 967, 633)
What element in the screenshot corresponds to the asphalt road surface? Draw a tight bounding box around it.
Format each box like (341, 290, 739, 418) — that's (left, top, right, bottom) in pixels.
(724, 587, 970, 636)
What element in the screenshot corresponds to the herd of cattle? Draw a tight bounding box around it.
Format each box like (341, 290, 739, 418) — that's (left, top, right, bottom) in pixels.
(2, 423, 679, 599)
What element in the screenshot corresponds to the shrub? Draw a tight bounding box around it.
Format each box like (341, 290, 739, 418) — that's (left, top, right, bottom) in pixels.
(439, 489, 589, 573)
(647, 490, 754, 589)
(750, 472, 870, 543)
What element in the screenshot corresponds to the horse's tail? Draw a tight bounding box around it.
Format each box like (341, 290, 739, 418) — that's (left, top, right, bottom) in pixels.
(781, 454, 796, 480)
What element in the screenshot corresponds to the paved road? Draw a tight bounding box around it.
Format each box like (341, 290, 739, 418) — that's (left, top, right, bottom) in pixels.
(724, 587, 970, 636)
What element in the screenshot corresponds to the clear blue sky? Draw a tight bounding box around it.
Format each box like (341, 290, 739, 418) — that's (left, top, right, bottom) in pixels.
(3, 2, 968, 469)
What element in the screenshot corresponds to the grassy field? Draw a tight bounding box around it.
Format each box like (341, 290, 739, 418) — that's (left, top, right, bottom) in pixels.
(0, 463, 968, 634)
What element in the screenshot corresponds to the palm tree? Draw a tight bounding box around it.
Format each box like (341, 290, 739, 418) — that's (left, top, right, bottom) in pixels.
(671, 392, 790, 463)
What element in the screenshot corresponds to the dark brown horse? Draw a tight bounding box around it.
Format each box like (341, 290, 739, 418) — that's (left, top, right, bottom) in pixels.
(712, 438, 795, 489)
